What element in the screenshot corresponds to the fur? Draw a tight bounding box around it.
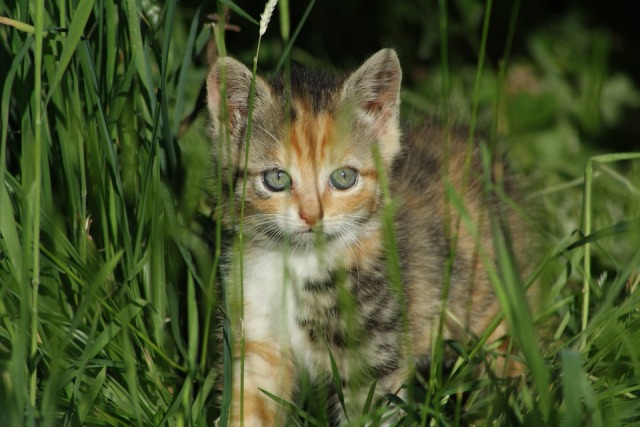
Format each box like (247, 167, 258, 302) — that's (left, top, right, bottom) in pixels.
(206, 48, 528, 425)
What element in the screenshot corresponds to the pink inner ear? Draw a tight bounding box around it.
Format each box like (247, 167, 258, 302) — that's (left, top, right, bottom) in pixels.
(210, 74, 247, 130)
(226, 77, 252, 130)
(372, 108, 394, 138)
(362, 69, 399, 115)
(207, 75, 221, 113)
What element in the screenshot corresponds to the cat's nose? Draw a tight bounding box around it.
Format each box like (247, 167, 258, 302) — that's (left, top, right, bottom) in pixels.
(299, 209, 322, 227)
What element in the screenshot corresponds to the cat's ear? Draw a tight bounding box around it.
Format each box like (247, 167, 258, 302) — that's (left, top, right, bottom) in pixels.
(341, 48, 402, 120)
(341, 48, 402, 162)
(206, 56, 271, 136)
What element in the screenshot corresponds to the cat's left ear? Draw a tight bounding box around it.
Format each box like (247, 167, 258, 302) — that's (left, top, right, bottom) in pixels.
(206, 56, 272, 137)
(341, 48, 402, 123)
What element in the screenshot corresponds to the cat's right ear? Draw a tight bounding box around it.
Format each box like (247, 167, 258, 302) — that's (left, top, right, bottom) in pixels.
(206, 57, 270, 137)
(341, 49, 402, 116)
(341, 49, 402, 165)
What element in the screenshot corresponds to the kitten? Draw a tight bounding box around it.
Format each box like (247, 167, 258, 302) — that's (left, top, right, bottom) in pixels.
(206, 48, 526, 425)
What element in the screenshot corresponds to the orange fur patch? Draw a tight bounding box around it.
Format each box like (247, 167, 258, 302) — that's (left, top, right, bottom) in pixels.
(232, 341, 294, 425)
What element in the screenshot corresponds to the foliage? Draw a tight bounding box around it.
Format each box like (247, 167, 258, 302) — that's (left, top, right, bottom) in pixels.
(1, 0, 216, 424)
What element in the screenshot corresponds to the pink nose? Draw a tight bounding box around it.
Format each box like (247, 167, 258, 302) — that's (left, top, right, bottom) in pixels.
(299, 210, 321, 226)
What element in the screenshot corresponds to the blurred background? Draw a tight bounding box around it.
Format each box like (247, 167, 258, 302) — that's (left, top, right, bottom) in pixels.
(215, 0, 640, 149)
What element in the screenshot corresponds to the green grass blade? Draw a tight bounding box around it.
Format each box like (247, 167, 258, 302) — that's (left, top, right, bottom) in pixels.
(0, 37, 32, 279)
(187, 274, 199, 370)
(361, 380, 378, 419)
(27, 0, 45, 410)
(260, 388, 324, 427)
(77, 366, 107, 422)
(46, 0, 95, 102)
(274, 0, 316, 73)
(560, 350, 604, 427)
(172, 5, 202, 136)
(218, 0, 259, 26)
(328, 349, 349, 422)
(190, 368, 219, 420)
(105, 0, 117, 95)
(77, 40, 126, 199)
(82, 300, 147, 362)
(159, 0, 177, 172)
(126, 0, 155, 113)
(0, 16, 35, 33)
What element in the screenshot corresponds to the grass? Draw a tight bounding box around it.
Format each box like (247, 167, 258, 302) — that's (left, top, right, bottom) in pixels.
(1, 0, 640, 426)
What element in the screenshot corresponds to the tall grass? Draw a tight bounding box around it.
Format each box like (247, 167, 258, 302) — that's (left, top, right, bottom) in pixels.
(1, 0, 639, 426)
(1, 0, 216, 424)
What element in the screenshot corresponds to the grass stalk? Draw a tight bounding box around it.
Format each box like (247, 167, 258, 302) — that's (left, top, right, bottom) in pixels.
(429, 2, 451, 418)
(231, 2, 279, 423)
(28, 0, 45, 409)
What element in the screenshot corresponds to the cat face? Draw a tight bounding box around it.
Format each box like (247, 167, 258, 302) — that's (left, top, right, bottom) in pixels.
(207, 49, 402, 251)
(237, 105, 383, 250)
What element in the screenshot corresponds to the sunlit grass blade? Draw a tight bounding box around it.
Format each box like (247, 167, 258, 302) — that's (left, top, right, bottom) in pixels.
(0, 16, 35, 33)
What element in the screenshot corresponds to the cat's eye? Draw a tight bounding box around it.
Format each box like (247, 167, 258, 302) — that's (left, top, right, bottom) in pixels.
(263, 169, 292, 192)
(329, 167, 358, 190)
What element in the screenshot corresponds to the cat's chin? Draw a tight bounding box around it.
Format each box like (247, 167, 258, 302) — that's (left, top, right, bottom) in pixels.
(287, 230, 330, 247)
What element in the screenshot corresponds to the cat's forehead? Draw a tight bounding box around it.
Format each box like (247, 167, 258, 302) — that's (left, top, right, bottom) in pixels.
(287, 108, 334, 162)
(261, 103, 362, 173)
(249, 65, 379, 171)
(268, 66, 345, 115)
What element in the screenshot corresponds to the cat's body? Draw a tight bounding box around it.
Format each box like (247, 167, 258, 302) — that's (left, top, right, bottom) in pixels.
(207, 49, 525, 425)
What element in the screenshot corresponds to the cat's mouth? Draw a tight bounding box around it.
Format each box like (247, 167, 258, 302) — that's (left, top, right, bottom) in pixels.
(292, 227, 333, 242)
(265, 226, 341, 247)
(252, 217, 360, 249)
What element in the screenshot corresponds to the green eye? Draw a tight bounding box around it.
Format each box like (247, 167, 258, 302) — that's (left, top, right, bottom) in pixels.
(329, 167, 358, 190)
(263, 169, 292, 192)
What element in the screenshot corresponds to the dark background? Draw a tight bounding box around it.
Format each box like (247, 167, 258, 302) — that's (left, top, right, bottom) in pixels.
(195, 0, 640, 152)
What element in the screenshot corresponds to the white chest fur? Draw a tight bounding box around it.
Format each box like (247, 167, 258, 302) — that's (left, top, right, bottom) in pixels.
(237, 248, 334, 334)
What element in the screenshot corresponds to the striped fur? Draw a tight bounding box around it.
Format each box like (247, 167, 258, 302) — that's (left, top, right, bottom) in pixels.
(207, 49, 527, 425)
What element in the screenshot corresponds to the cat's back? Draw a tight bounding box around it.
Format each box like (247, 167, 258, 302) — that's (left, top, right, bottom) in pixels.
(391, 121, 519, 348)
(392, 121, 490, 247)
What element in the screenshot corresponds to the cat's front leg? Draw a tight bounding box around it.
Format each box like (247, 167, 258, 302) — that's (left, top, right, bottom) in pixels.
(225, 250, 297, 425)
(231, 340, 294, 426)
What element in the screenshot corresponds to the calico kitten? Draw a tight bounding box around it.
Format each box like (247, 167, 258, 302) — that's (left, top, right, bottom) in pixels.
(206, 49, 526, 425)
